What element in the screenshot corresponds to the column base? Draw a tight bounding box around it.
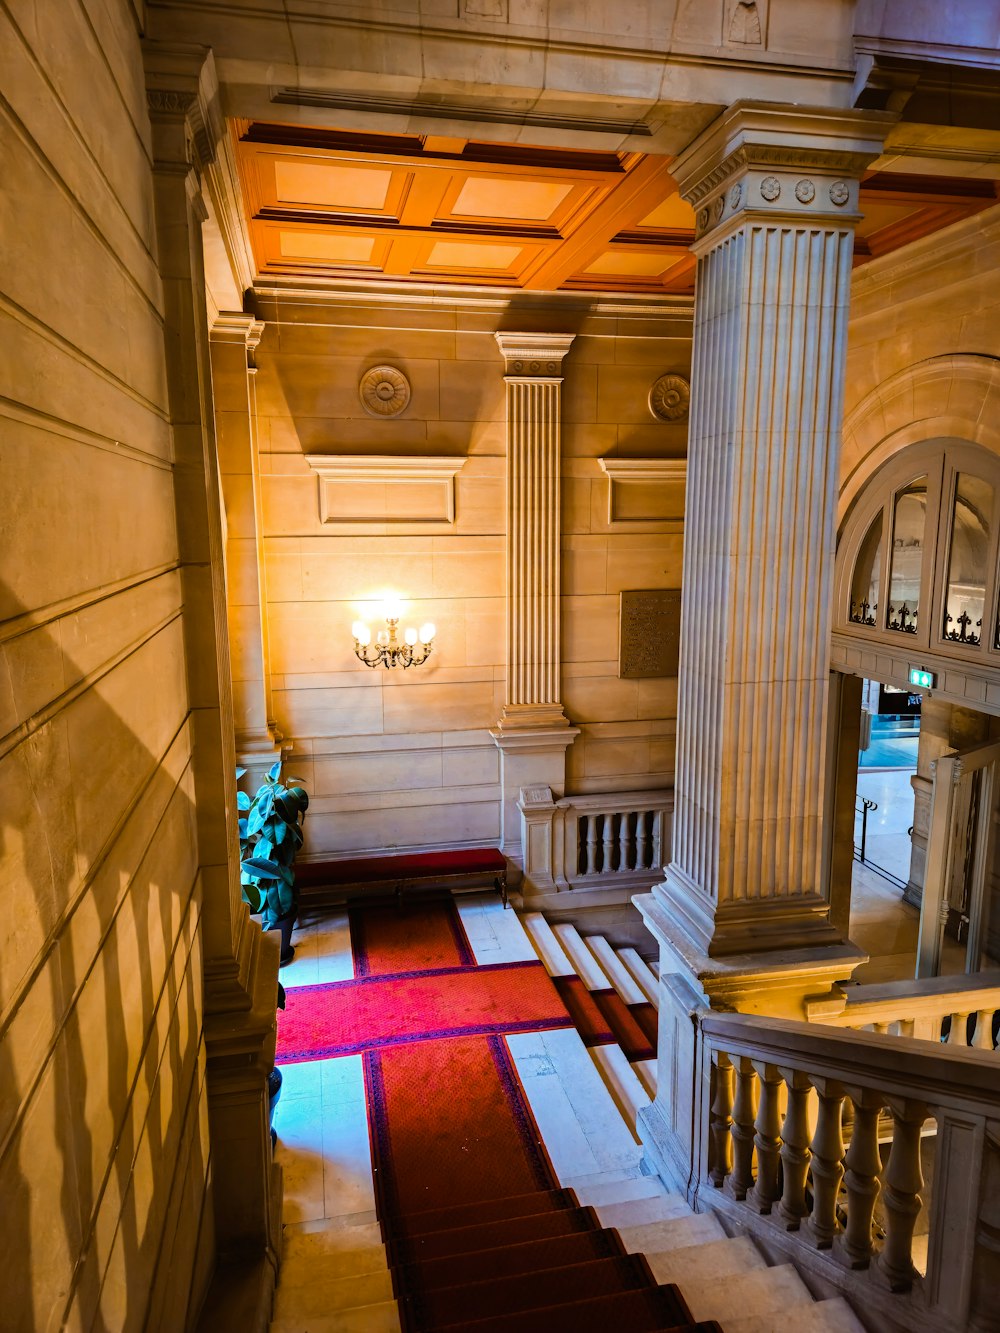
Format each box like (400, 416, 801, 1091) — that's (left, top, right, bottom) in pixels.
(635, 888, 867, 1018)
(494, 703, 575, 732)
(657, 862, 850, 962)
(236, 730, 286, 791)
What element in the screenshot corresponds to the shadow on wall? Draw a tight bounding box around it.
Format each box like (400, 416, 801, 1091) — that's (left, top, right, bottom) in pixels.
(0, 578, 210, 1333)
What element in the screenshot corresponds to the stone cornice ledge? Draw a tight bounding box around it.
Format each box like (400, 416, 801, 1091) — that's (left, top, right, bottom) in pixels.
(599, 458, 686, 484)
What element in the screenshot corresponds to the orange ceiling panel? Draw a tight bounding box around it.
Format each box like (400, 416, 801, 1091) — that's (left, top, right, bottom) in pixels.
(233, 123, 998, 293)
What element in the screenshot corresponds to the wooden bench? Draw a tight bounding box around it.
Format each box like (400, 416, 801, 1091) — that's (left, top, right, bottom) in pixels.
(295, 847, 509, 909)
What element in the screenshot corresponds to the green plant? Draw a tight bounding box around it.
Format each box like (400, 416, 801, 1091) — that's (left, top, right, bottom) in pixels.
(237, 761, 309, 930)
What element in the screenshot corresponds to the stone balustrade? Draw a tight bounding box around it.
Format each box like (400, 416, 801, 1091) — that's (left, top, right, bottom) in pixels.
(671, 1008, 1000, 1333)
(805, 971, 1000, 1049)
(518, 786, 671, 902)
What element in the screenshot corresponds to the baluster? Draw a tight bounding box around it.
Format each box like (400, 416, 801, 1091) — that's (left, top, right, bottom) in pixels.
(618, 809, 631, 872)
(636, 810, 649, 869)
(651, 812, 662, 868)
(972, 1009, 996, 1051)
(837, 1089, 883, 1269)
(709, 1052, 734, 1188)
(876, 1099, 927, 1292)
(872, 1021, 890, 1035)
(585, 815, 598, 875)
(805, 1078, 845, 1248)
(601, 812, 614, 873)
(725, 1056, 757, 1201)
(898, 1019, 915, 1038)
(747, 1062, 782, 1214)
(947, 1011, 970, 1046)
(775, 1069, 812, 1230)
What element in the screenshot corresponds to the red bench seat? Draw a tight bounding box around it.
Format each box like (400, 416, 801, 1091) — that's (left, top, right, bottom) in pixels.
(295, 847, 508, 907)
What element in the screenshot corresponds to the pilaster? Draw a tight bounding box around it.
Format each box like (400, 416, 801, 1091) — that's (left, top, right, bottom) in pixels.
(652, 103, 893, 962)
(209, 313, 283, 790)
(144, 41, 281, 1323)
(491, 333, 579, 878)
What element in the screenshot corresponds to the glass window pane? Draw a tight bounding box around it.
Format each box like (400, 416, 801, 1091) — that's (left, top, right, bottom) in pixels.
(944, 472, 992, 647)
(849, 510, 882, 625)
(887, 476, 927, 635)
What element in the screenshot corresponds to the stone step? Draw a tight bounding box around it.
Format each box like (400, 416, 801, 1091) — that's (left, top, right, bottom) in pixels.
(551, 923, 612, 990)
(725, 1297, 866, 1332)
(590, 1042, 651, 1136)
(646, 1235, 767, 1285)
(558, 1165, 646, 1192)
(633, 1057, 657, 1098)
(617, 1211, 728, 1255)
(679, 1262, 814, 1326)
(281, 1218, 385, 1266)
(272, 1267, 395, 1321)
(585, 936, 648, 1005)
(593, 1192, 691, 1230)
(569, 1175, 667, 1207)
(616, 948, 660, 1007)
(270, 1297, 401, 1333)
(521, 913, 574, 977)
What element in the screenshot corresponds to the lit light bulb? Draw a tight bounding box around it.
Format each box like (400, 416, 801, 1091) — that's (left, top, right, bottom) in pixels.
(404, 627, 418, 646)
(377, 629, 389, 646)
(352, 621, 371, 645)
(382, 597, 402, 622)
(419, 622, 436, 645)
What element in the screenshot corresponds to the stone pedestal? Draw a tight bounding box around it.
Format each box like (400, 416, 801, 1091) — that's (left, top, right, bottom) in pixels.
(491, 334, 579, 880)
(653, 104, 891, 962)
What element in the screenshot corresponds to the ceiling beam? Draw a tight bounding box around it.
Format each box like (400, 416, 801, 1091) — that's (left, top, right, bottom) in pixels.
(519, 155, 687, 292)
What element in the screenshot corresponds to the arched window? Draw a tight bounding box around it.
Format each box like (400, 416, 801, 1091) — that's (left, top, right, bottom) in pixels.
(837, 442, 1000, 662)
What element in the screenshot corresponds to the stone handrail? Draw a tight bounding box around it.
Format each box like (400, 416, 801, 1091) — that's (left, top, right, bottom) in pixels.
(805, 971, 1000, 1048)
(693, 1008, 1000, 1333)
(518, 786, 671, 897)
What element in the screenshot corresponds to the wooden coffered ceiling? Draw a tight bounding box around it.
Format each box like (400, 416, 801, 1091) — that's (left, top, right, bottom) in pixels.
(233, 121, 999, 294)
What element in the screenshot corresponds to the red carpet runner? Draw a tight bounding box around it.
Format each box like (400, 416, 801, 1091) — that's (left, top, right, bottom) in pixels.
(276, 895, 720, 1332)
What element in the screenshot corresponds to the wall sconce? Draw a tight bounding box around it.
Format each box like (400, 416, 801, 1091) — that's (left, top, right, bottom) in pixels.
(352, 600, 435, 670)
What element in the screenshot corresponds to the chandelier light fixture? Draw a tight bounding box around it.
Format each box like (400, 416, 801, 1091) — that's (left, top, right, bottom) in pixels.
(352, 599, 435, 670)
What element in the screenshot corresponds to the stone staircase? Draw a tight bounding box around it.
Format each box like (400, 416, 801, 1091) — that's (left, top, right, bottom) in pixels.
(267, 902, 869, 1332)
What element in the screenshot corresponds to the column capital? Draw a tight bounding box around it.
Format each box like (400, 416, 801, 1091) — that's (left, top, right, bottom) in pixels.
(672, 102, 896, 252)
(210, 311, 266, 351)
(494, 332, 575, 378)
(143, 41, 222, 174)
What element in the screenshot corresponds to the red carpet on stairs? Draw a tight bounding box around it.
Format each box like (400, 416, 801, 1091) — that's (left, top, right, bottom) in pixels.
(278, 895, 719, 1332)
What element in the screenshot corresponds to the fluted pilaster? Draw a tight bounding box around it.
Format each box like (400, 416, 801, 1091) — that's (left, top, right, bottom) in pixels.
(658, 105, 892, 957)
(494, 332, 575, 731)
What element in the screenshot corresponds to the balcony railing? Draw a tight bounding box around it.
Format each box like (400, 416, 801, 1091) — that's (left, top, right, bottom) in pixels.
(518, 787, 671, 898)
(806, 971, 1000, 1049)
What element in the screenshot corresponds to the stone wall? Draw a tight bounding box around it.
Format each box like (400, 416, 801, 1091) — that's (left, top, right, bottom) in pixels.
(1, 3, 212, 1329)
(248, 291, 691, 859)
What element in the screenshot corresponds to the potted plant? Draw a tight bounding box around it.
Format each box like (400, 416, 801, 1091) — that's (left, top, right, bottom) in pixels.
(237, 761, 309, 966)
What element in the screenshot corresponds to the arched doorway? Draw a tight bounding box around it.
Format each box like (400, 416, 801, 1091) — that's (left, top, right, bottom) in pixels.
(830, 438, 1000, 978)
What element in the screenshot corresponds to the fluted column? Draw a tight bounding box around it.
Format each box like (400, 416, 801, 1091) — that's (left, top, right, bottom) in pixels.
(492, 334, 578, 888)
(647, 106, 892, 960)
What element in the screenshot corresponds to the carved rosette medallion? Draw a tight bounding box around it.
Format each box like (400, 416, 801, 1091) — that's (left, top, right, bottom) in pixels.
(760, 176, 781, 202)
(794, 179, 816, 204)
(360, 365, 411, 417)
(649, 373, 691, 423)
(829, 180, 851, 206)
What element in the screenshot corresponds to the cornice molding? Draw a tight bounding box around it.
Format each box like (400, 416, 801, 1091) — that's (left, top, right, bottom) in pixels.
(142, 41, 222, 173)
(495, 332, 576, 376)
(850, 199, 1000, 308)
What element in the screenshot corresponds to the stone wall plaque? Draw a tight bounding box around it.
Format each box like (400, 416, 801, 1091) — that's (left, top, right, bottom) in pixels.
(620, 589, 682, 679)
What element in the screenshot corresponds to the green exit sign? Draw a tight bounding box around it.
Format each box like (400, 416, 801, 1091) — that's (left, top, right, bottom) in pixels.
(908, 667, 936, 689)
